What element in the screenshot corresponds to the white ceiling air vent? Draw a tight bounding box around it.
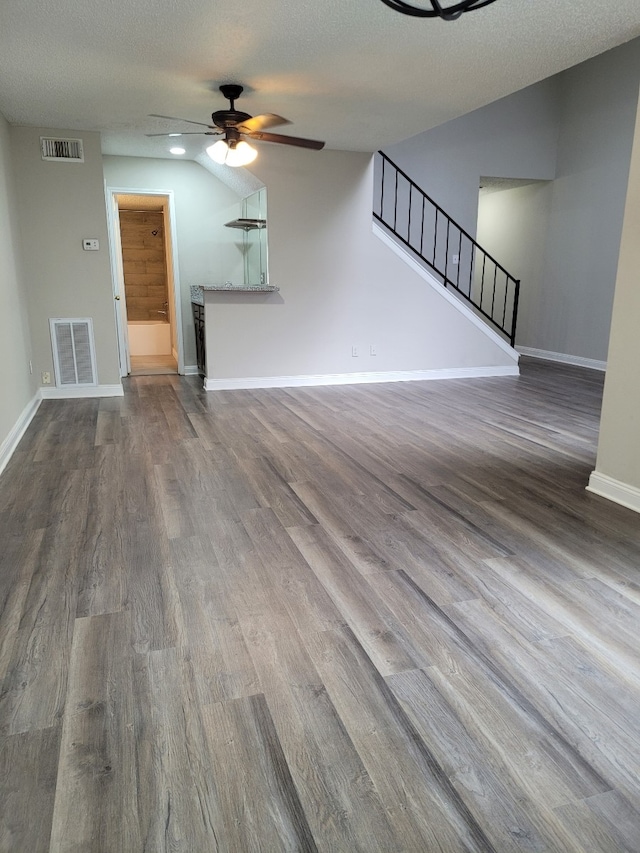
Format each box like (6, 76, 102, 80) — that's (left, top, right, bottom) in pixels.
(40, 137, 84, 162)
(50, 319, 97, 387)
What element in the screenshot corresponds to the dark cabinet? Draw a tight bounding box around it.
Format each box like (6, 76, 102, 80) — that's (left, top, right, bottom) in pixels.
(191, 302, 205, 376)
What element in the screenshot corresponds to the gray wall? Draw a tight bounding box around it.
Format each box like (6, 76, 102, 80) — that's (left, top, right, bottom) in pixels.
(0, 113, 35, 452)
(204, 147, 514, 382)
(384, 39, 640, 362)
(105, 150, 514, 381)
(538, 41, 640, 361)
(102, 156, 244, 367)
(384, 77, 559, 234)
(10, 126, 120, 386)
(476, 182, 554, 351)
(592, 89, 640, 497)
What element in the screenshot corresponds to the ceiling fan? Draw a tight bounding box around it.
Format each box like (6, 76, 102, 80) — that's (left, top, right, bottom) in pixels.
(147, 84, 325, 166)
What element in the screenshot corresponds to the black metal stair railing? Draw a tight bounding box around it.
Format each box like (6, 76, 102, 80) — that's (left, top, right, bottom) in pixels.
(373, 151, 520, 347)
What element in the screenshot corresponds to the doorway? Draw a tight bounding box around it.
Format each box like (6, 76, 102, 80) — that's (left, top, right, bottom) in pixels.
(106, 189, 184, 377)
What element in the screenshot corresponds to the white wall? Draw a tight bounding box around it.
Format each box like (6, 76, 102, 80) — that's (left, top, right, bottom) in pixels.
(204, 147, 515, 382)
(0, 113, 35, 453)
(102, 157, 244, 366)
(10, 126, 120, 386)
(476, 182, 553, 350)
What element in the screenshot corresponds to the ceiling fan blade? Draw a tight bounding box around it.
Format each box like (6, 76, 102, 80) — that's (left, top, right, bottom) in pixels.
(145, 131, 219, 137)
(235, 113, 291, 134)
(148, 113, 214, 128)
(246, 131, 325, 150)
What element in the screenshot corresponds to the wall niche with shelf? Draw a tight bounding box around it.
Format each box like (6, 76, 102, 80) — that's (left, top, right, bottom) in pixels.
(225, 187, 269, 286)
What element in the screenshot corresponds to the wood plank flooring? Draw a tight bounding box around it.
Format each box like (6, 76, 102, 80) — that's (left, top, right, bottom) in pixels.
(1, 358, 639, 851)
(129, 354, 177, 376)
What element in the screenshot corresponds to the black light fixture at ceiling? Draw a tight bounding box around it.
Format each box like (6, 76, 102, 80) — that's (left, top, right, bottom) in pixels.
(378, 0, 499, 21)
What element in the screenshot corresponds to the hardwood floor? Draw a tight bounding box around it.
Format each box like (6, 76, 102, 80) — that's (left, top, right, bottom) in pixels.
(1, 358, 639, 851)
(129, 354, 177, 375)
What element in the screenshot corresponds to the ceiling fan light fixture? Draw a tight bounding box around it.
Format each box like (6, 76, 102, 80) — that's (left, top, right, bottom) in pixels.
(378, 0, 499, 20)
(227, 140, 258, 167)
(157, 86, 324, 157)
(207, 139, 230, 164)
(206, 138, 257, 167)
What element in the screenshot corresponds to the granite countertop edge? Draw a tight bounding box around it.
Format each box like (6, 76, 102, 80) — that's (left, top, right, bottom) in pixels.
(190, 284, 278, 304)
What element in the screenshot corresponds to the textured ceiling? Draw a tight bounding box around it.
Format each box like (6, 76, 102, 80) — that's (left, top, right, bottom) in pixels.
(1, 0, 639, 161)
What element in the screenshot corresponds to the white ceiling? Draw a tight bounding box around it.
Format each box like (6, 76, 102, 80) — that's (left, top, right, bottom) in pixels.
(1, 0, 639, 161)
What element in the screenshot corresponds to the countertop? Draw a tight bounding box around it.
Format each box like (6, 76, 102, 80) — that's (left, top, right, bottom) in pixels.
(190, 284, 279, 304)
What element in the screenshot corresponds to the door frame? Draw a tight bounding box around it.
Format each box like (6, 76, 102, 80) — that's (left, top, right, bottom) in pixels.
(105, 185, 185, 377)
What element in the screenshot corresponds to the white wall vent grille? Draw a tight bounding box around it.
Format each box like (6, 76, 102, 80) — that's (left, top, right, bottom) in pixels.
(50, 318, 97, 387)
(40, 137, 84, 162)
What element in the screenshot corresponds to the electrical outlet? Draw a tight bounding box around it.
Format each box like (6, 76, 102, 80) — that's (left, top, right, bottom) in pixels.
(42, 371, 51, 385)
(370, 345, 377, 356)
(351, 346, 358, 357)
(452, 253, 459, 265)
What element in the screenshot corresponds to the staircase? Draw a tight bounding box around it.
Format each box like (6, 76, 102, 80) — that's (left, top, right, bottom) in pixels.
(373, 151, 520, 348)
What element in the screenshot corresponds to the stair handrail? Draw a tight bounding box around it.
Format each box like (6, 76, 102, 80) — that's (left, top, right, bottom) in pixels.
(374, 150, 520, 348)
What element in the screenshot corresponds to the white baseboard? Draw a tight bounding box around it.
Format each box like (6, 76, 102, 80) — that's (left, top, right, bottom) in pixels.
(586, 471, 640, 515)
(0, 392, 42, 478)
(183, 364, 201, 376)
(517, 347, 606, 372)
(373, 223, 519, 362)
(204, 365, 519, 391)
(40, 383, 124, 399)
